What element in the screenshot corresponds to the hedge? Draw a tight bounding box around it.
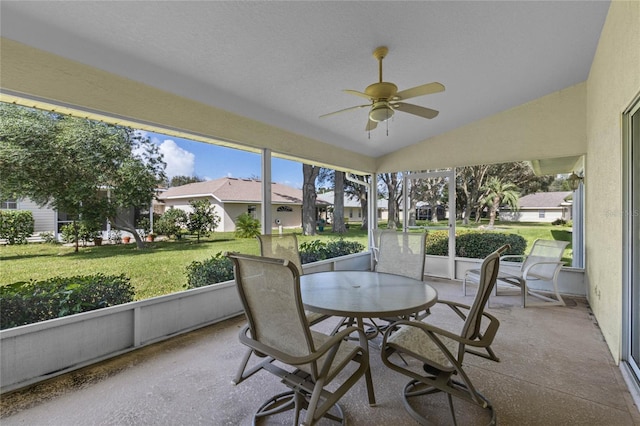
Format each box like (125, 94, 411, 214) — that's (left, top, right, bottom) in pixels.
(0, 274, 135, 330)
(299, 238, 365, 264)
(185, 238, 365, 288)
(0, 210, 35, 245)
(426, 230, 526, 259)
(185, 252, 234, 289)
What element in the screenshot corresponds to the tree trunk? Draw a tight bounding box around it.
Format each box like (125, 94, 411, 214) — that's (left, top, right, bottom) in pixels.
(487, 195, 500, 228)
(384, 173, 399, 229)
(332, 171, 347, 233)
(110, 214, 146, 249)
(302, 164, 320, 236)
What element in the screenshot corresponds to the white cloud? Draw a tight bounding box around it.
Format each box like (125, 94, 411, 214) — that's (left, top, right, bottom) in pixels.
(157, 139, 195, 178)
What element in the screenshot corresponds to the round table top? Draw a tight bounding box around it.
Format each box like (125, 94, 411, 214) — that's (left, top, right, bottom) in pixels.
(300, 270, 438, 318)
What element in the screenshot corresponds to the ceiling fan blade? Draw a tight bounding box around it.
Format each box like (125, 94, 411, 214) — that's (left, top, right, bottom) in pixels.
(343, 89, 373, 100)
(393, 102, 439, 119)
(320, 104, 370, 118)
(393, 82, 445, 101)
(365, 119, 378, 131)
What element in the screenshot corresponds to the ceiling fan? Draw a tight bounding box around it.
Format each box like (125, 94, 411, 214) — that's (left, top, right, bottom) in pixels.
(320, 46, 445, 131)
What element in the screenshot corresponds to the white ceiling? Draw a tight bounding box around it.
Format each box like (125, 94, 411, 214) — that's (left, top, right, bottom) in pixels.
(1, 1, 610, 158)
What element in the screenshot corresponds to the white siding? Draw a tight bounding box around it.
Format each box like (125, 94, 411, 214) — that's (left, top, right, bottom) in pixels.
(501, 208, 565, 223)
(12, 198, 56, 233)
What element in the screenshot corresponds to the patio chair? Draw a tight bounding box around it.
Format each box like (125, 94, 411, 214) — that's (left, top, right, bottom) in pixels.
(256, 233, 329, 325)
(375, 231, 427, 281)
(370, 228, 395, 264)
(463, 239, 569, 307)
(380, 245, 504, 425)
(227, 252, 369, 426)
(337, 232, 428, 337)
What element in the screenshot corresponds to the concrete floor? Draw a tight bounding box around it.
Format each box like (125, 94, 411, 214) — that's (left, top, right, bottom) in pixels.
(1, 280, 639, 425)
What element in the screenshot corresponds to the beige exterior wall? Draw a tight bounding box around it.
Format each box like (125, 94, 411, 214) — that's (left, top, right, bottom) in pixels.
(585, 1, 640, 361)
(161, 197, 227, 232)
(377, 82, 587, 173)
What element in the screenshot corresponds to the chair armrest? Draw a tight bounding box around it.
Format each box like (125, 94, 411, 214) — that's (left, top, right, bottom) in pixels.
(522, 261, 565, 280)
(239, 324, 368, 366)
(500, 255, 525, 262)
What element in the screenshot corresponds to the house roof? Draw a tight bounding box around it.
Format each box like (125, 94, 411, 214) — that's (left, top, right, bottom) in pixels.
(517, 192, 572, 209)
(317, 191, 388, 209)
(158, 177, 328, 206)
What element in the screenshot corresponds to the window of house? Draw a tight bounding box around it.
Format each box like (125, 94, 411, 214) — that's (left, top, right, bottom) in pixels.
(277, 206, 292, 212)
(248, 205, 256, 218)
(1, 198, 18, 209)
(349, 210, 353, 218)
(538, 209, 545, 218)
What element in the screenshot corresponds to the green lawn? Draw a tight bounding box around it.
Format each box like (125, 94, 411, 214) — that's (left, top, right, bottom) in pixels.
(0, 229, 369, 300)
(0, 222, 572, 300)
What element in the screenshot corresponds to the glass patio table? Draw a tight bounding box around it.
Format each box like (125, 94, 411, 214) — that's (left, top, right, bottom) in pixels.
(300, 270, 438, 406)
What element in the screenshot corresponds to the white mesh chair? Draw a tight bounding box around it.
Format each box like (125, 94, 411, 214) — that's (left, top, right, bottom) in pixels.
(464, 239, 569, 307)
(228, 252, 369, 426)
(380, 245, 504, 425)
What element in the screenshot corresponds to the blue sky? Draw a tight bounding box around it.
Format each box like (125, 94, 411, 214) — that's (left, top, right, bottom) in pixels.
(143, 131, 304, 189)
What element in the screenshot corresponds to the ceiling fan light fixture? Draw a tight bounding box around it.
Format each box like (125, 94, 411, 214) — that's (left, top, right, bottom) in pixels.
(369, 101, 394, 122)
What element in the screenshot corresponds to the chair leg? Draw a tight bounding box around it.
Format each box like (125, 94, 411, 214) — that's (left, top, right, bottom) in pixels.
(232, 348, 253, 385)
(446, 392, 457, 426)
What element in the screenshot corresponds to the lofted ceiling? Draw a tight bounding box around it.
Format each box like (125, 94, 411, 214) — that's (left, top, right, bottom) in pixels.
(0, 1, 609, 160)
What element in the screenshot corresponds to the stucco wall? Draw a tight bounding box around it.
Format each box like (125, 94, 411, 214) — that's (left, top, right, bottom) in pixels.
(585, 0, 640, 361)
(377, 82, 587, 173)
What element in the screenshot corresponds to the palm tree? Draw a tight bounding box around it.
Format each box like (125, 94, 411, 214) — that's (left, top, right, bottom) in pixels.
(480, 177, 519, 228)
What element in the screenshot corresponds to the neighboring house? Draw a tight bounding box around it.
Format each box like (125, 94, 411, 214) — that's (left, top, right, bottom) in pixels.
(1, 195, 139, 240)
(500, 191, 572, 223)
(0, 197, 57, 233)
(157, 177, 329, 232)
(316, 191, 389, 223)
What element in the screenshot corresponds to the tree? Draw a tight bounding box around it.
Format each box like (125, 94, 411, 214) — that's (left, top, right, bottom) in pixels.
(380, 172, 401, 229)
(456, 165, 490, 225)
(0, 104, 166, 250)
(488, 162, 554, 196)
(344, 175, 370, 230)
(155, 208, 188, 239)
(187, 199, 219, 242)
(332, 171, 348, 233)
(302, 164, 320, 235)
(479, 177, 520, 228)
(170, 175, 203, 187)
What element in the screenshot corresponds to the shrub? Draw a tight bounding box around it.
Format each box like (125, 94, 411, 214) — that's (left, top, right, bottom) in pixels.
(425, 230, 526, 259)
(551, 218, 567, 226)
(0, 274, 134, 330)
(456, 232, 526, 259)
(425, 230, 450, 256)
(0, 210, 35, 244)
(235, 213, 261, 238)
(39, 231, 58, 244)
(185, 252, 234, 289)
(299, 238, 365, 264)
(60, 221, 101, 246)
(156, 208, 188, 239)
